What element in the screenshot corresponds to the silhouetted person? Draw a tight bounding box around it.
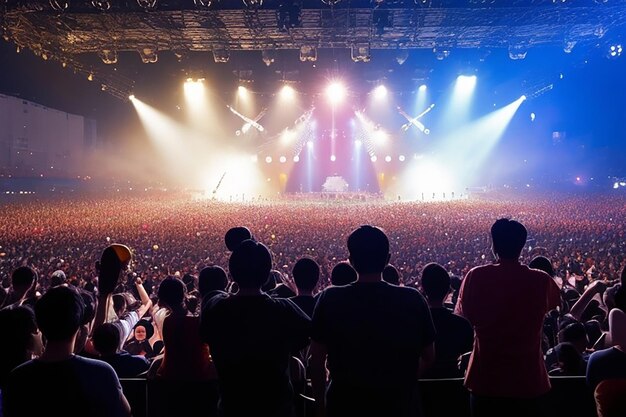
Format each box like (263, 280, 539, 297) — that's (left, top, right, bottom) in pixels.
(201, 239, 310, 417)
(3, 286, 131, 417)
(455, 218, 560, 417)
(1, 266, 37, 309)
(199, 265, 229, 300)
(330, 261, 357, 286)
(224, 226, 253, 252)
(311, 225, 435, 417)
(419, 262, 473, 379)
(382, 264, 401, 285)
(92, 322, 150, 378)
(289, 257, 320, 318)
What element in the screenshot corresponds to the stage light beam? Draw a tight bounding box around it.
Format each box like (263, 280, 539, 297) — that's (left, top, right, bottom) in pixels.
(326, 82, 346, 105)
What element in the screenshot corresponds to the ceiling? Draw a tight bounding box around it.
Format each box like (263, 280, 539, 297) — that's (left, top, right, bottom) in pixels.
(2, 0, 626, 99)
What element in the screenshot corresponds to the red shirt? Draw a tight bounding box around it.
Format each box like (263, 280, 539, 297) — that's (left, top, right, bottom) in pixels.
(455, 259, 561, 397)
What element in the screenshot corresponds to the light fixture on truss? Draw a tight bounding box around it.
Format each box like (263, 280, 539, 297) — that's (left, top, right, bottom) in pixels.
(49, 0, 69, 11)
(299, 45, 317, 62)
(262, 50, 276, 66)
(99, 49, 118, 64)
(137, 0, 158, 11)
(194, 0, 214, 6)
(91, 1, 111, 11)
(213, 48, 230, 63)
(351, 44, 371, 63)
(138, 47, 158, 63)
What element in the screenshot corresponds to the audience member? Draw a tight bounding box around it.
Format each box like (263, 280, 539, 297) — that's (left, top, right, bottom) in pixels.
(201, 239, 310, 417)
(455, 218, 561, 417)
(329, 261, 357, 286)
(2, 286, 131, 417)
(92, 322, 150, 378)
(311, 225, 435, 417)
(289, 257, 320, 318)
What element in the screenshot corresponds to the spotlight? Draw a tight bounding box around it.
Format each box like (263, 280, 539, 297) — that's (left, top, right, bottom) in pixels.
(265, 156, 272, 163)
(49, 0, 69, 12)
(279, 156, 287, 163)
(279, 85, 296, 100)
(433, 47, 450, 60)
(99, 49, 118, 65)
(396, 50, 409, 65)
(351, 44, 371, 63)
(608, 44, 623, 59)
(355, 139, 362, 147)
(293, 155, 300, 162)
(299, 46, 317, 62)
(520, 95, 527, 101)
(137, 0, 158, 11)
(508, 44, 527, 60)
(87, 73, 94, 81)
(138, 48, 158, 64)
(92, 1, 112, 11)
(194, 0, 214, 6)
(385, 155, 392, 163)
(563, 40, 577, 54)
(238, 85, 248, 98)
(307, 140, 314, 149)
(262, 50, 276, 66)
(213, 49, 230, 63)
(326, 82, 346, 105)
(128, 94, 135, 100)
(418, 84, 427, 92)
(371, 155, 377, 162)
(330, 155, 336, 162)
(373, 85, 388, 99)
(399, 155, 405, 162)
(243, 0, 263, 7)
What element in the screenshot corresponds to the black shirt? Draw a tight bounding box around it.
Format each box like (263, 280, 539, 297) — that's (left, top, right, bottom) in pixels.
(200, 293, 310, 417)
(420, 307, 473, 379)
(289, 295, 317, 318)
(312, 281, 435, 417)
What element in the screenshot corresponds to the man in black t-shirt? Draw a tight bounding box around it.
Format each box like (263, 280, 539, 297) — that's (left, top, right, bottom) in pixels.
(310, 225, 435, 417)
(419, 262, 473, 379)
(200, 239, 311, 417)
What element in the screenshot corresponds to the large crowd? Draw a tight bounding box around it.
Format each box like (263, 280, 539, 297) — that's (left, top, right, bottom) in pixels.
(1, 191, 626, 417)
(1, 192, 625, 293)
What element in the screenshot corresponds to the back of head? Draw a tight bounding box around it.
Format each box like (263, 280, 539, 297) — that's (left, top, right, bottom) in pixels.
(92, 323, 121, 355)
(0, 305, 38, 387)
(198, 266, 228, 296)
(292, 257, 320, 292)
(529, 256, 555, 277)
(182, 274, 196, 293)
(490, 218, 527, 260)
(331, 261, 357, 286)
(157, 277, 186, 310)
(11, 266, 37, 291)
(347, 225, 390, 275)
(558, 321, 588, 349)
(382, 264, 400, 285)
(35, 286, 84, 342)
(50, 270, 67, 287)
(229, 239, 272, 290)
(224, 226, 253, 251)
(421, 263, 451, 302)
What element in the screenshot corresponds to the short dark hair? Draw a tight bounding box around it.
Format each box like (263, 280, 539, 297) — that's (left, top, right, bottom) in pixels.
(347, 225, 390, 275)
(331, 262, 357, 286)
(225, 226, 253, 251)
(11, 266, 37, 289)
(382, 264, 400, 285)
(529, 256, 555, 277)
(490, 218, 527, 260)
(35, 286, 84, 342)
(421, 263, 451, 302)
(158, 277, 186, 310)
(92, 323, 121, 355)
(198, 266, 228, 296)
(229, 239, 272, 289)
(292, 258, 320, 292)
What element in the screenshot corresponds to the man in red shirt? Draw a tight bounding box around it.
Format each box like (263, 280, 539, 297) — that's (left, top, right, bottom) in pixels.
(456, 218, 561, 417)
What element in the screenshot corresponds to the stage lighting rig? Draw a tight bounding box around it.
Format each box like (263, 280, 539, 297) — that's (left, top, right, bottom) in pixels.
(138, 47, 158, 63)
(277, 0, 301, 32)
(213, 48, 230, 63)
(49, 0, 69, 11)
(351, 44, 371, 63)
(99, 49, 118, 64)
(299, 46, 317, 62)
(262, 50, 276, 66)
(137, 0, 158, 11)
(194, 0, 214, 6)
(91, 1, 111, 11)
(321, 0, 341, 6)
(508, 44, 528, 60)
(243, 0, 263, 8)
(433, 47, 450, 60)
